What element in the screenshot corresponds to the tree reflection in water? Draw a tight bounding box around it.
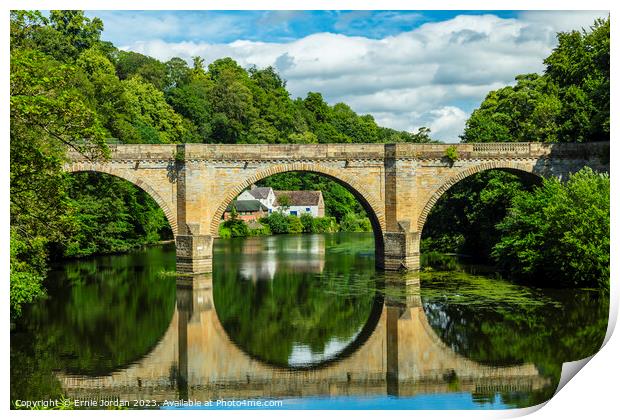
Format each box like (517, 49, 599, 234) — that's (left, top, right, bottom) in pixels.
(10, 234, 610, 410)
(213, 233, 379, 368)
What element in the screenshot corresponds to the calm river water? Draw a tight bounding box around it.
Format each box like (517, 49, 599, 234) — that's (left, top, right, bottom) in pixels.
(10, 233, 608, 410)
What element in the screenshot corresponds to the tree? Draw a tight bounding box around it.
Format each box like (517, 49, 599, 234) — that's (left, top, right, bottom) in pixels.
(288, 131, 318, 144)
(300, 213, 314, 233)
(302, 92, 331, 124)
(461, 74, 561, 143)
(76, 46, 127, 138)
(48, 10, 103, 52)
(208, 61, 258, 143)
(166, 71, 214, 142)
(165, 57, 191, 89)
(19, 11, 104, 62)
(58, 173, 171, 258)
(426, 16, 610, 271)
(10, 48, 107, 318)
(421, 170, 537, 259)
(544, 17, 610, 142)
(120, 76, 188, 143)
(492, 168, 609, 289)
(286, 216, 304, 234)
(461, 17, 609, 144)
(10, 11, 48, 51)
(340, 213, 372, 232)
(116, 50, 168, 90)
(260, 212, 290, 234)
(276, 193, 291, 212)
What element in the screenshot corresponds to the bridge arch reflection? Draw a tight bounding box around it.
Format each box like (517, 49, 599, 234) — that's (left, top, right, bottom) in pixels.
(56, 272, 551, 402)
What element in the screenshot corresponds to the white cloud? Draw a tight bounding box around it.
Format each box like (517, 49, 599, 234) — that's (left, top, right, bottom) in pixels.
(121, 12, 608, 142)
(428, 106, 469, 142)
(518, 10, 609, 34)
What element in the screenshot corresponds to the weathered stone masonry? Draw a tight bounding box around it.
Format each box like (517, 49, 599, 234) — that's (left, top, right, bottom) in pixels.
(64, 142, 609, 275)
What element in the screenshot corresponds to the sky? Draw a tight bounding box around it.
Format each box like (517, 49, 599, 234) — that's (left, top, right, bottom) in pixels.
(86, 10, 609, 142)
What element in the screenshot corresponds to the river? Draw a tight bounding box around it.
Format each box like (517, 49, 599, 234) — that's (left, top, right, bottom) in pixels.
(10, 233, 608, 410)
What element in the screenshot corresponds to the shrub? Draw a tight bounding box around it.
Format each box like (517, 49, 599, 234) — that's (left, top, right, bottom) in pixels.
(492, 167, 609, 289)
(313, 216, 339, 233)
(287, 215, 303, 234)
(259, 212, 290, 234)
(249, 223, 271, 236)
(443, 145, 459, 165)
(340, 213, 372, 232)
(222, 218, 249, 237)
(218, 224, 232, 239)
(300, 213, 314, 233)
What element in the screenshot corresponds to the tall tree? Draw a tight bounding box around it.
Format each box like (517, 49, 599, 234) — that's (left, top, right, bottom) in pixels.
(544, 17, 610, 142)
(461, 17, 609, 144)
(10, 48, 107, 317)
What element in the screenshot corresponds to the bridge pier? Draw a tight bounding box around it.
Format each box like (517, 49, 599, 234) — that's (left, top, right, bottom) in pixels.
(176, 235, 213, 274)
(381, 231, 421, 271)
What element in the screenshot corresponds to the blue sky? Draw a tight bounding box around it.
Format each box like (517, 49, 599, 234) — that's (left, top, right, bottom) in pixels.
(87, 10, 520, 44)
(85, 10, 608, 141)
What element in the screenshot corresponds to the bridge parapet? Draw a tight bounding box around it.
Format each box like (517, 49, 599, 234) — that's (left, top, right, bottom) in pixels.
(65, 142, 609, 164)
(66, 144, 178, 162)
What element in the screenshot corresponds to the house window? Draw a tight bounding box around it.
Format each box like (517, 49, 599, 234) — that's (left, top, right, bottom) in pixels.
(290, 210, 297, 216)
(306, 207, 311, 212)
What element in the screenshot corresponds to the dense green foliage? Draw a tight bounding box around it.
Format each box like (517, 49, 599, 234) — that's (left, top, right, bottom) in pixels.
(259, 212, 341, 235)
(300, 213, 340, 233)
(10, 11, 108, 318)
(493, 168, 609, 288)
(57, 173, 172, 258)
(421, 170, 539, 259)
(219, 211, 357, 238)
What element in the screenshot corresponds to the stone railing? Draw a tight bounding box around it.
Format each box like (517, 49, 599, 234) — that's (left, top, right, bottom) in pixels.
(64, 142, 608, 163)
(472, 143, 531, 153)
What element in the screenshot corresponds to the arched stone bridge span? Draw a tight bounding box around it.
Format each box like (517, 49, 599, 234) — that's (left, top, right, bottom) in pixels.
(64, 142, 609, 274)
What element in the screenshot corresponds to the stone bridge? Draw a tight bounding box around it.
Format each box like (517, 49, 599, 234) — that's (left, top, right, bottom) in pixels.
(64, 142, 609, 274)
(56, 277, 552, 402)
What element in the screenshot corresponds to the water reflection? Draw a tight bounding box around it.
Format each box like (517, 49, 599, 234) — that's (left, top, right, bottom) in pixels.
(213, 233, 377, 368)
(50, 274, 550, 406)
(219, 235, 326, 282)
(10, 233, 608, 409)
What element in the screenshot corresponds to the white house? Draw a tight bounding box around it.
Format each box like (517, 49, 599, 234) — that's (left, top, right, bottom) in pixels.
(236, 185, 325, 217)
(273, 190, 325, 217)
(237, 185, 276, 209)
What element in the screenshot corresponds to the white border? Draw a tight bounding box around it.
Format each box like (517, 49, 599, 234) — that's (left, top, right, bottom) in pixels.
(2, 1, 618, 419)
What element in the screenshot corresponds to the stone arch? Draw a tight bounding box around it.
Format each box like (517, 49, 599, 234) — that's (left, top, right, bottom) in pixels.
(64, 162, 178, 236)
(209, 162, 386, 242)
(417, 160, 541, 233)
